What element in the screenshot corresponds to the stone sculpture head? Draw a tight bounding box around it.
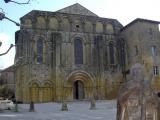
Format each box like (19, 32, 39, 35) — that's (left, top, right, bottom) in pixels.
(130, 63, 144, 81)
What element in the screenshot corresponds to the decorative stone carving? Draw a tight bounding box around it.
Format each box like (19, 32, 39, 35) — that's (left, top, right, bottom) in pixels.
(117, 63, 159, 120)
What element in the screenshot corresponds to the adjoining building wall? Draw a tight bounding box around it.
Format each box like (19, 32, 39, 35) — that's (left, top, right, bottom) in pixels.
(120, 19, 160, 92)
(0, 65, 15, 95)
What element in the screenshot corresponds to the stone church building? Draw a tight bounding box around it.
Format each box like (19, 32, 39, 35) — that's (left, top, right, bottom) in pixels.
(15, 3, 160, 103)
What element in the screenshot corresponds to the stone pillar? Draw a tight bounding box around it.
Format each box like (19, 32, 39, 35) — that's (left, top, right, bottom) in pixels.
(61, 101, 68, 111)
(29, 101, 35, 112)
(14, 102, 18, 112)
(90, 98, 96, 110)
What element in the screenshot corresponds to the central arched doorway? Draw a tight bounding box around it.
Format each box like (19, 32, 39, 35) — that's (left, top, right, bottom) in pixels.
(73, 80, 85, 100)
(66, 71, 94, 101)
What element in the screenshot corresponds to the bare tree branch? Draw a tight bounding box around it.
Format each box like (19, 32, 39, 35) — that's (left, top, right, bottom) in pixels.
(4, 16, 20, 26)
(0, 44, 15, 56)
(10, 0, 31, 4)
(0, 8, 5, 13)
(0, 12, 5, 20)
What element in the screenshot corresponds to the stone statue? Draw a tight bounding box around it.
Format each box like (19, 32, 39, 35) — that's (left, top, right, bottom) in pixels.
(117, 63, 159, 120)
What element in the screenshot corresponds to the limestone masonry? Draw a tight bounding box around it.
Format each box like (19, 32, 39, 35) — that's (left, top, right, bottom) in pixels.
(15, 3, 160, 103)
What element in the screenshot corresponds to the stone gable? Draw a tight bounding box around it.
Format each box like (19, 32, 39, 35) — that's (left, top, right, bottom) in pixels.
(57, 3, 98, 16)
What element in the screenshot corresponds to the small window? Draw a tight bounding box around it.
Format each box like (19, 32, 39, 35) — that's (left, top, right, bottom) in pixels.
(134, 46, 138, 56)
(151, 45, 157, 56)
(76, 25, 80, 28)
(153, 66, 158, 75)
(75, 24, 80, 31)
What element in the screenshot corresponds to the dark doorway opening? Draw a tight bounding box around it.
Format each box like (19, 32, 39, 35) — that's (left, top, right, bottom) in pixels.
(73, 80, 85, 100)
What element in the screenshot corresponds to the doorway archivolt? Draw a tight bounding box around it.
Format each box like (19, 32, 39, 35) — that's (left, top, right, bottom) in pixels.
(65, 71, 94, 100)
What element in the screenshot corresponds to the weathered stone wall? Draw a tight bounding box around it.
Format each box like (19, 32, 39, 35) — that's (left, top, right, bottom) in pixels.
(120, 20, 160, 92)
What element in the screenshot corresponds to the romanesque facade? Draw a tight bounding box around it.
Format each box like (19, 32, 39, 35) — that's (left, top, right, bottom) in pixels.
(15, 3, 160, 103)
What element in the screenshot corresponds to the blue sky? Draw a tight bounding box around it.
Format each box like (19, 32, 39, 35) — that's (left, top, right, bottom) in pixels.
(0, 0, 160, 69)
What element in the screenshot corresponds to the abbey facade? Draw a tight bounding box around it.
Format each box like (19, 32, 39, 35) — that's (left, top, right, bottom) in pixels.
(15, 3, 160, 103)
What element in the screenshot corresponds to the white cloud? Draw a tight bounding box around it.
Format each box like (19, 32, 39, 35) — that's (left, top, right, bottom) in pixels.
(0, 33, 15, 69)
(80, 0, 160, 25)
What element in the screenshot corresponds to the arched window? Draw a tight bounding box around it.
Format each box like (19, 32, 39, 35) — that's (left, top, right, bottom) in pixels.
(109, 42, 115, 64)
(37, 38, 43, 63)
(151, 45, 157, 56)
(74, 38, 83, 64)
(134, 45, 138, 56)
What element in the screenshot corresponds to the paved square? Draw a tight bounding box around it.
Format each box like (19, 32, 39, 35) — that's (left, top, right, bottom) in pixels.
(0, 100, 116, 120)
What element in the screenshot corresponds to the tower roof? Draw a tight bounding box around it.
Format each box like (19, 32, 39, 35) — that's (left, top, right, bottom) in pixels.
(57, 3, 98, 16)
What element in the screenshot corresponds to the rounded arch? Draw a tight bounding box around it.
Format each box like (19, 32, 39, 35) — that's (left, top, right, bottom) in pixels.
(66, 70, 94, 85)
(32, 35, 47, 64)
(42, 80, 54, 102)
(70, 36, 87, 66)
(29, 81, 40, 102)
(65, 70, 94, 100)
(96, 21, 103, 33)
(62, 18, 70, 31)
(36, 16, 46, 29)
(73, 19, 83, 32)
(28, 80, 55, 103)
(42, 80, 54, 86)
(48, 17, 58, 30)
(85, 21, 93, 33)
(28, 80, 41, 87)
(23, 18, 32, 28)
(70, 35, 87, 44)
(106, 24, 114, 34)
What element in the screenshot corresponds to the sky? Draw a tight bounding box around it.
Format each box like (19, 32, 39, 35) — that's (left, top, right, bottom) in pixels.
(0, 0, 160, 69)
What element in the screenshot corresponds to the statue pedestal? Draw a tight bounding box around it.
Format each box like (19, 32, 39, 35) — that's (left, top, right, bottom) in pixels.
(61, 102, 68, 111)
(90, 98, 96, 110)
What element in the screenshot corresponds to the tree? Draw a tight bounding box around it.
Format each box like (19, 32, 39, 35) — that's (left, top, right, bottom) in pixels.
(0, 85, 14, 98)
(0, 0, 33, 56)
(3, 0, 31, 5)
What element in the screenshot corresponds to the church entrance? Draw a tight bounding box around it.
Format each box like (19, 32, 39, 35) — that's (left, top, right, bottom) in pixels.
(73, 80, 85, 100)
